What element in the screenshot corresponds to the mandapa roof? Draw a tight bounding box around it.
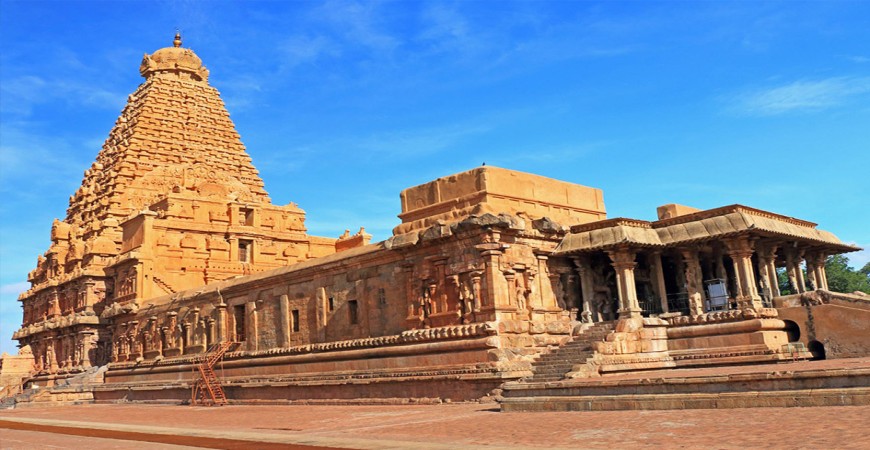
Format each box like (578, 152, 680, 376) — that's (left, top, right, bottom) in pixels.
(554, 205, 859, 255)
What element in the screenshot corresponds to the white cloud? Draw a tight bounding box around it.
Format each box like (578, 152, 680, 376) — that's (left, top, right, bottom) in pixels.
(845, 245, 870, 270)
(731, 76, 870, 116)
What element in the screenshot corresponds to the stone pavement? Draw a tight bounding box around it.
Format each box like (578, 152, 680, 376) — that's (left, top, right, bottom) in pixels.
(2, 402, 870, 449)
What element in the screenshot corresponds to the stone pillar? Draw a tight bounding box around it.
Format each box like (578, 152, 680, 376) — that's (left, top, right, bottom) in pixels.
(80, 330, 95, 368)
(765, 248, 781, 298)
(648, 251, 669, 313)
(607, 249, 641, 319)
(726, 237, 763, 310)
(805, 254, 818, 291)
(81, 280, 96, 312)
(317, 287, 328, 341)
(470, 272, 483, 313)
(816, 254, 829, 291)
(159, 312, 177, 357)
(572, 256, 596, 322)
(403, 265, 417, 320)
(433, 258, 449, 313)
(680, 248, 706, 304)
(549, 272, 564, 309)
(808, 252, 828, 291)
(476, 239, 509, 315)
(503, 270, 517, 310)
(215, 304, 227, 343)
(785, 246, 806, 294)
(526, 268, 541, 311)
(756, 244, 779, 302)
(245, 300, 258, 352)
(48, 290, 61, 318)
(278, 294, 291, 348)
(795, 252, 807, 293)
(206, 318, 215, 347)
(182, 322, 192, 354)
(48, 338, 58, 371)
(535, 253, 557, 310)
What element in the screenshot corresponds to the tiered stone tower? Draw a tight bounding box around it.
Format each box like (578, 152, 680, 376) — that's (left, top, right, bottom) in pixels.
(14, 34, 337, 377)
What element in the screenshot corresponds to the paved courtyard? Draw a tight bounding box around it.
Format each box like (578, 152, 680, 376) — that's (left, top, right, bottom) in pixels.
(1, 402, 869, 449)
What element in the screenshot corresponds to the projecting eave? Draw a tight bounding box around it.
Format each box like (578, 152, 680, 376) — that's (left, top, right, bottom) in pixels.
(554, 205, 860, 255)
(554, 218, 664, 255)
(653, 205, 859, 252)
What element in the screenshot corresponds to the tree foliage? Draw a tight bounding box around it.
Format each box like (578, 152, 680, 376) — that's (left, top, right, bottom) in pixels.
(824, 254, 870, 294)
(776, 254, 870, 295)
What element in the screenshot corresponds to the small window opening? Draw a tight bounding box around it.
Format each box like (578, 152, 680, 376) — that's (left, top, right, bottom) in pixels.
(239, 207, 254, 226)
(328, 296, 335, 312)
(238, 239, 253, 262)
(292, 309, 300, 332)
(378, 288, 386, 307)
(348, 300, 359, 325)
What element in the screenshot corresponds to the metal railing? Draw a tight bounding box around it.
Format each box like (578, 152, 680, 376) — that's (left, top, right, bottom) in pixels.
(666, 292, 690, 316)
(638, 295, 663, 317)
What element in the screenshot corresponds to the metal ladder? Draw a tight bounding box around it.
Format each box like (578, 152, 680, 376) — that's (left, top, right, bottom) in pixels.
(191, 341, 235, 406)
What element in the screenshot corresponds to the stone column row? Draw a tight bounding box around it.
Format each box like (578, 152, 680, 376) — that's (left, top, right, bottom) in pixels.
(805, 252, 829, 291)
(725, 237, 763, 310)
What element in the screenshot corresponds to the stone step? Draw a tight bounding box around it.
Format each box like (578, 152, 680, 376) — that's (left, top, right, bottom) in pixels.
(533, 364, 575, 370)
(538, 350, 592, 361)
(503, 365, 870, 411)
(502, 387, 870, 411)
(535, 357, 591, 365)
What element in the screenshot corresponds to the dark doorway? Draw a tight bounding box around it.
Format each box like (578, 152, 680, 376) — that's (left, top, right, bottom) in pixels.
(233, 304, 246, 341)
(783, 320, 801, 342)
(808, 340, 827, 360)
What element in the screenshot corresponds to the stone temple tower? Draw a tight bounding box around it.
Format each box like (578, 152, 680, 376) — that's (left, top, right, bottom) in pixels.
(14, 34, 336, 378)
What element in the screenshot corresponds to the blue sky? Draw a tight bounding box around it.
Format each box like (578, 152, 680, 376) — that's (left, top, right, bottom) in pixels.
(1, 1, 869, 355)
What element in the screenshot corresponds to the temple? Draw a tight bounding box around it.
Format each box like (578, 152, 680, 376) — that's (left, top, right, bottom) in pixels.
(3, 36, 868, 407)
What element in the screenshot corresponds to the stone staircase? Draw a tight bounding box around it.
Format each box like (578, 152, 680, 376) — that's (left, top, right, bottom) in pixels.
(1, 366, 107, 409)
(153, 276, 177, 294)
(527, 322, 613, 382)
(502, 362, 870, 411)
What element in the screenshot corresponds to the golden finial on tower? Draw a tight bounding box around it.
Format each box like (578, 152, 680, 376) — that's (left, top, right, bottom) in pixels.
(173, 31, 182, 48)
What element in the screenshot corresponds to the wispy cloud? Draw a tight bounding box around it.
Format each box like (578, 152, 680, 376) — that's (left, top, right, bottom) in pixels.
(354, 121, 491, 159)
(0, 75, 126, 117)
(0, 123, 91, 203)
(0, 282, 29, 296)
(279, 34, 339, 69)
(843, 55, 870, 64)
(505, 140, 620, 165)
(313, 1, 399, 54)
(730, 76, 870, 116)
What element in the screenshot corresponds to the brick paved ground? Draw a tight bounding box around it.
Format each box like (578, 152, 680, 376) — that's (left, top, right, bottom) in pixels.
(3, 358, 870, 449)
(0, 427, 188, 449)
(2, 402, 869, 449)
